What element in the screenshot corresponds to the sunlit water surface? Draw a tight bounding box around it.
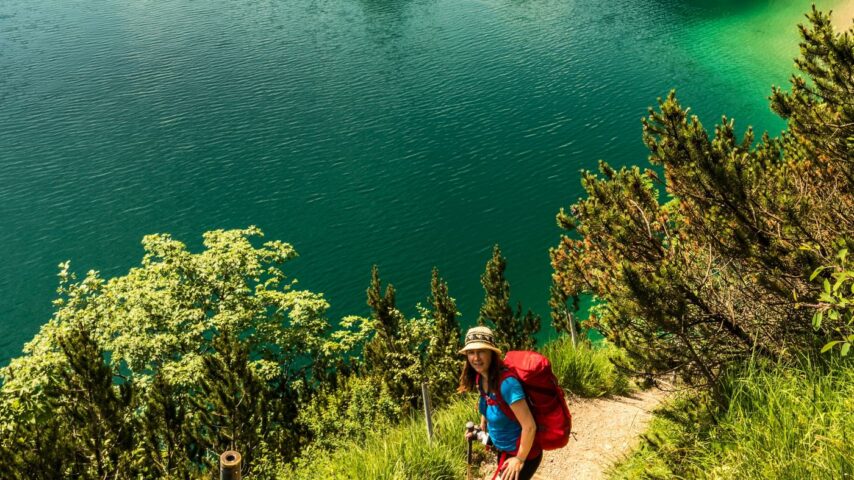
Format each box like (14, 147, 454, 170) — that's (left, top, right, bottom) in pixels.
(0, 0, 836, 362)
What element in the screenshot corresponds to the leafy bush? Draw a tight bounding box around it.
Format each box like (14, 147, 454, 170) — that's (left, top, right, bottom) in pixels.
(804, 244, 854, 357)
(0, 228, 355, 478)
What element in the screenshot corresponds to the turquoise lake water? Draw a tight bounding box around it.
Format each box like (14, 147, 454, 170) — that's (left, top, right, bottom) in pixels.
(0, 0, 836, 362)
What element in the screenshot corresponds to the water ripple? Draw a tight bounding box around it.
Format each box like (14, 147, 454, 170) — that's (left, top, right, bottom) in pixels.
(0, 0, 808, 363)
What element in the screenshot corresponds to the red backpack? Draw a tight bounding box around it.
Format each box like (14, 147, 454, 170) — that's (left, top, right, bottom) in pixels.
(483, 350, 572, 450)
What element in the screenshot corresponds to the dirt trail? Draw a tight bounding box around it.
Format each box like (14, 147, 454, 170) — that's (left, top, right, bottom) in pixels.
(477, 388, 669, 480)
(832, 0, 854, 31)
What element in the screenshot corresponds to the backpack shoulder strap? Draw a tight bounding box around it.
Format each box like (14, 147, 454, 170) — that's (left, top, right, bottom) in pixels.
(490, 369, 518, 422)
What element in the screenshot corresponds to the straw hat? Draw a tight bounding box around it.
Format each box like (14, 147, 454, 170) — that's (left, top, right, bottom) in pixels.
(458, 326, 502, 355)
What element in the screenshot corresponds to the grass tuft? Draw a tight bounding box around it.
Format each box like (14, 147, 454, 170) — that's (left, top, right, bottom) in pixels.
(284, 395, 478, 479)
(543, 336, 632, 397)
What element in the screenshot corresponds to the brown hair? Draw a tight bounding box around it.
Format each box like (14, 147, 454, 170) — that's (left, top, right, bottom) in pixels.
(457, 351, 503, 394)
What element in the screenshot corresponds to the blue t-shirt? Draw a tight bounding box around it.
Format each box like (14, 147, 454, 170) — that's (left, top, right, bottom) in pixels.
(478, 376, 526, 452)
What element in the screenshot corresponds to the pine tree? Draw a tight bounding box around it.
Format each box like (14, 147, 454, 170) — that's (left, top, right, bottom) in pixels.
(192, 332, 267, 476)
(515, 303, 541, 351)
(55, 326, 138, 479)
(478, 245, 540, 351)
(424, 267, 462, 405)
(430, 267, 460, 349)
(366, 264, 400, 338)
(364, 265, 405, 374)
(0, 409, 73, 479)
(550, 10, 852, 394)
(478, 245, 514, 331)
(362, 266, 430, 409)
(0, 323, 141, 479)
(138, 373, 204, 479)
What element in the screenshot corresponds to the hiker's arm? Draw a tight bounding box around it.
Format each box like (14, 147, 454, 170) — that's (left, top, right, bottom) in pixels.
(510, 399, 535, 458)
(505, 399, 536, 473)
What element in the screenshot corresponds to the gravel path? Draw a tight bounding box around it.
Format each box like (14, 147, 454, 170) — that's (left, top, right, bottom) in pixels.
(475, 389, 669, 480)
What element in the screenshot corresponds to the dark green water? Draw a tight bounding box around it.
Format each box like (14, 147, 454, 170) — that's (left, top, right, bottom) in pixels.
(0, 0, 833, 362)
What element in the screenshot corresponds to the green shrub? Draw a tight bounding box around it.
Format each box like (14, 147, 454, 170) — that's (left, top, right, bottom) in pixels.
(543, 336, 632, 397)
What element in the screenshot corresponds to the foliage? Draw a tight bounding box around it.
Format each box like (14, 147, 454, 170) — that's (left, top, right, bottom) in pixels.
(355, 265, 464, 413)
(0, 227, 354, 477)
(0, 229, 470, 477)
(138, 372, 207, 478)
(609, 357, 854, 480)
(478, 244, 541, 351)
(4, 8, 850, 478)
(803, 244, 854, 356)
(542, 336, 632, 397)
(0, 323, 142, 479)
(191, 332, 270, 472)
(550, 9, 853, 393)
(298, 373, 401, 453)
(769, 7, 853, 191)
(360, 265, 434, 410)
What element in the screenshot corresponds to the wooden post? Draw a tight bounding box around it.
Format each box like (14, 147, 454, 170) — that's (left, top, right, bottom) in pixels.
(567, 311, 578, 347)
(220, 450, 241, 480)
(465, 421, 474, 480)
(422, 381, 434, 444)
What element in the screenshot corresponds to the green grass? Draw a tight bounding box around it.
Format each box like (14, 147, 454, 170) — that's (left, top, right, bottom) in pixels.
(609, 357, 854, 480)
(283, 395, 478, 480)
(543, 336, 632, 397)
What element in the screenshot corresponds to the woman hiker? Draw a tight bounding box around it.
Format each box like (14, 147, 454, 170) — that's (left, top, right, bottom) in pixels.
(459, 326, 542, 480)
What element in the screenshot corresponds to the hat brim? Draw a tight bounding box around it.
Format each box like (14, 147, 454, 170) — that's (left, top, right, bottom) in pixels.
(458, 342, 502, 356)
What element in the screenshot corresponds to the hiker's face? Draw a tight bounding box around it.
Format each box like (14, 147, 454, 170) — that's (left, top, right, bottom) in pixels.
(466, 349, 492, 375)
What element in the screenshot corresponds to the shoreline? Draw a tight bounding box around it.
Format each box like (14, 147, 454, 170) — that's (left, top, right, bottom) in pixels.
(832, 0, 854, 31)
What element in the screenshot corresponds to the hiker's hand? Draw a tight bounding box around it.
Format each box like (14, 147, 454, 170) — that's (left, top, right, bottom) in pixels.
(465, 430, 476, 441)
(500, 456, 524, 480)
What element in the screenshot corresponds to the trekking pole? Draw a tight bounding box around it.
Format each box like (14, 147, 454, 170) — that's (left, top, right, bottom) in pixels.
(465, 421, 475, 480)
